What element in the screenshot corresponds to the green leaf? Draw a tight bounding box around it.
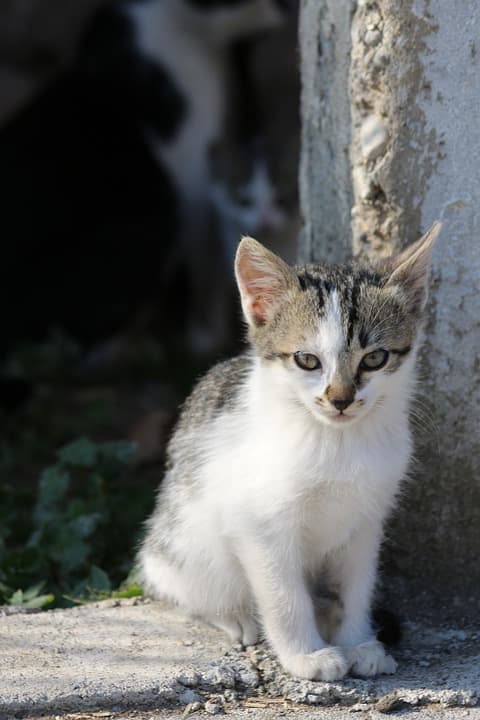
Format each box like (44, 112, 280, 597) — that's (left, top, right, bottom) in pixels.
(8, 589, 24, 606)
(88, 566, 111, 592)
(22, 581, 46, 601)
(120, 565, 142, 588)
(62, 593, 88, 606)
(6, 583, 54, 608)
(69, 578, 89, 600)
(57, 437, 98, 468)
(37, 466, 69, 511)
(69, 513, 102, 539)
(22, 593, 55, 609)
(98, 441, 137, 465)
(111, 582, 143, 599)
(50, 534, 89, 572)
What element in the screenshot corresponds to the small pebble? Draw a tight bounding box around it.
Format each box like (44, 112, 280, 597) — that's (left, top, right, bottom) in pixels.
(306, 693, 325, 705)
(238, 669, 259, 689)
(177, 670, 199, 687)
(178, 688, 201, 705)
(209, 664, 236, 688)
(349, 703, 372, 712)
(375, 692, 403, 713)
(205, 701, 223, 715)
(223, 688, 237, 702)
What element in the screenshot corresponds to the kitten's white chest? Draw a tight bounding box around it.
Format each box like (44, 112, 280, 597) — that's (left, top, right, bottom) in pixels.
(303, 487, 360, 553)
(233, 403, 408, 552)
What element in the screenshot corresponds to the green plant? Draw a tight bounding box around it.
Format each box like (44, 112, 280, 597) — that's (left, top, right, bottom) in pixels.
(0, 436, 146, 607)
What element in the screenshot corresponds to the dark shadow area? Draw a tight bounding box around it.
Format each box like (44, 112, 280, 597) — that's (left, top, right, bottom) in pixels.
(0, 0, 300, 608)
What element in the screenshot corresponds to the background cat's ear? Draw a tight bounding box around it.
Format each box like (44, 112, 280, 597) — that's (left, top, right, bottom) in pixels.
(385, 221, 441, 311)
(235, 236, 296, 326)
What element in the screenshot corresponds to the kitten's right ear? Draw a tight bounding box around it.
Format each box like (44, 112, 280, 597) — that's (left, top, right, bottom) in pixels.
(235, 236, 296, 326)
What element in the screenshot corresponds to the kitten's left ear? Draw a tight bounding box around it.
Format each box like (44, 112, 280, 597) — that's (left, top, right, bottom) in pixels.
(235, 236, 297, 327)
(385, 221, 442, 311)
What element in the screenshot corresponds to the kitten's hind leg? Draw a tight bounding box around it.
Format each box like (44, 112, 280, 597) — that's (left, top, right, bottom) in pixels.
(212, 613, 259, 646)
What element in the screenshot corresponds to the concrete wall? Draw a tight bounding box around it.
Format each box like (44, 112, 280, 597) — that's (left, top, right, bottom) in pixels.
(299, 0, 480, 595)
(298, 0, 354, 264)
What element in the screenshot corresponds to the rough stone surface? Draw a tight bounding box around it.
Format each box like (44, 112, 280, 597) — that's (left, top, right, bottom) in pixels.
(20, 708, 480, 720)
(1, 599, 479, 717)
(359, 115, 388, 164)
(386, 0, 480, 598)
(299, 0, 480, 594)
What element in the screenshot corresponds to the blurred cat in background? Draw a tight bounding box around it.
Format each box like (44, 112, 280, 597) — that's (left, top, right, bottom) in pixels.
(0, 0, 299, 368)
(124, 1, 293, 352)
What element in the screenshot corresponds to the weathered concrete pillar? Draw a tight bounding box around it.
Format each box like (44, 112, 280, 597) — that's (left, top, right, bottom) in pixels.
(299, 0, 480, 594)
(299, 0, 354, 263)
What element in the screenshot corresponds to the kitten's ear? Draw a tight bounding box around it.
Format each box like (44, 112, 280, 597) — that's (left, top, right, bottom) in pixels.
(384, 221, 441, 311)
(235, 236, 296, 326)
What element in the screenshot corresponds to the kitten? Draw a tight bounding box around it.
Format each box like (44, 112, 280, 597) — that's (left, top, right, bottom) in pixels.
(139, 221, 441, 680)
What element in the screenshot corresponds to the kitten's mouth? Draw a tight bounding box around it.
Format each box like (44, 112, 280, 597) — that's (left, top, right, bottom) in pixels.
(311, 401, 363, 427)
(330, 412, 355, 424)
(314, 408, 358, 426)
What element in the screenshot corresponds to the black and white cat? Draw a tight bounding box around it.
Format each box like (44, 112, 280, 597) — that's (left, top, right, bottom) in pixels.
(0, 0, 292, 358)
(83, 0, 295, 352)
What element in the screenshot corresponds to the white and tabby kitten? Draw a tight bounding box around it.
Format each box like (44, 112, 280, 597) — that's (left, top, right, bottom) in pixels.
(139, 222, 441, 680)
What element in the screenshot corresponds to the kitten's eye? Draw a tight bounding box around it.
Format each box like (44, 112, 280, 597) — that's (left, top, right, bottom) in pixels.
(360, 349, 389, 371)
(294, 352, 322, 371)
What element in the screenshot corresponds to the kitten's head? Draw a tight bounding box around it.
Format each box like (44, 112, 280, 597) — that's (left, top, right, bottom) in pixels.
(235, 223, 441, 427)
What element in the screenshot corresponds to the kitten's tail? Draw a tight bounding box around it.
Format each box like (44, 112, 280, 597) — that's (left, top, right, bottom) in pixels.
(372, 607, 402, 646)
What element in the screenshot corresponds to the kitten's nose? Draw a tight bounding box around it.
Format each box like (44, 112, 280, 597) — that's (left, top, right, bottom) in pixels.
(331, 397, 354, 412)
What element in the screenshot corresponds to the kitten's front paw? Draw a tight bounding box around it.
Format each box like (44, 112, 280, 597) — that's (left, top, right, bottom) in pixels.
(282, 647, 348, 681)
(345, 639, 397, 677)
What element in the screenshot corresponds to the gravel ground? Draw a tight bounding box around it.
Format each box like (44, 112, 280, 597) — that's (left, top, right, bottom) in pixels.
(14, 706, 480, 720)
(1, 598, 479, 718)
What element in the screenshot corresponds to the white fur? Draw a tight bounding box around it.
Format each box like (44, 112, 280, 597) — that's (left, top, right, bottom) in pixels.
(128, 0, 282, 200)
(140, 297, 414, 680)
